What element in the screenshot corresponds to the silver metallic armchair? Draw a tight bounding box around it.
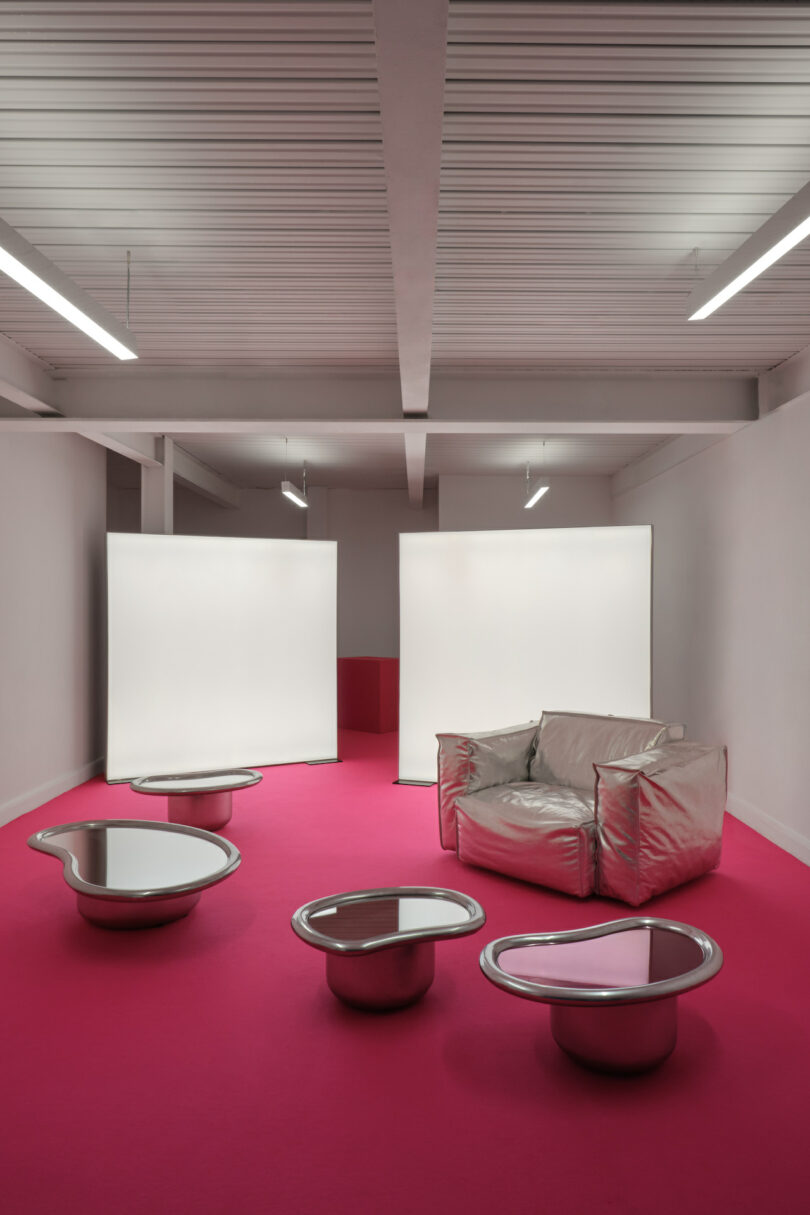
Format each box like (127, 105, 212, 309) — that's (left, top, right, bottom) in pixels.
(437, 710, 727, 906)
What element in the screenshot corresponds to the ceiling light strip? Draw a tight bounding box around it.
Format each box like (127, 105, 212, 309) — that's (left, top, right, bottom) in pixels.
(281, 480, 308, 509)
(687, 180, 810, 321)
(0, 216, 137, 360)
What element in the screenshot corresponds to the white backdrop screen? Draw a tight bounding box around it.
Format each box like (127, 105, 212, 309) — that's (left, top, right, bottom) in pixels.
(399, 526, 652, 782)
(107, 534, 337, 781)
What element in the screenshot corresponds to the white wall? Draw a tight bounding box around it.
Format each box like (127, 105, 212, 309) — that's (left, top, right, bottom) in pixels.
(317, 488, 438, 656)
(106, 479, 304, 539)
(613, 403, 810, 864)
(173, 483, 305, 539)
(439, 473, 613, 531)
(0, 435, 107, 824)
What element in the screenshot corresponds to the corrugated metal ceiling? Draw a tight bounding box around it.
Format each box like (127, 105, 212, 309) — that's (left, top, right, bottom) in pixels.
(1, 2, 808, 485)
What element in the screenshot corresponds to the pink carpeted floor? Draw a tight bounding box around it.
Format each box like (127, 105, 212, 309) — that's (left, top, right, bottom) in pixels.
(1, 729, 808, 1215)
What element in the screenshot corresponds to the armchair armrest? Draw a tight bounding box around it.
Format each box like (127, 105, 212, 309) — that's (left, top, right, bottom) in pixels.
(436, 722, 538, 851)
(594, 742, 727, 906)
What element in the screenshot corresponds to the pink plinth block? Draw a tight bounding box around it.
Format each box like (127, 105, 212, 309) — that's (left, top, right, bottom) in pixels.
(337, 656, 399, 733)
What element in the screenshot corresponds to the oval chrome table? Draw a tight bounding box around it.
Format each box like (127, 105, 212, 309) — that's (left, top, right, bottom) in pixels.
(292, 886, 486, 1010)
(129, 769, 262, 831)
(480, 917, 723, 1073)
(27, 819, 241, 928)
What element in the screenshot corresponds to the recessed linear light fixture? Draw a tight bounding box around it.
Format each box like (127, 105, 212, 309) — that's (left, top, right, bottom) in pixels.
(524, 461, 549, 510)
(0, 214, 137, 360)
(281, 460, 308, 509)
(687, 179, 810, 321)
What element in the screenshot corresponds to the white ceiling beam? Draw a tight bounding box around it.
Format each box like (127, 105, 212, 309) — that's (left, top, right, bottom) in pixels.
(403, 431, 427, 506)
(78, 431, 160, 466)
(758, 341, 810, 416)
(52, 372, 756, 426)
(612, 436, 729, 497)
(0, 417, 748, 438)
(373, 0, 448, 420)
(0, 331, 60, 415)
(77, 429, 240, 506)
(172, 443, 242, 509)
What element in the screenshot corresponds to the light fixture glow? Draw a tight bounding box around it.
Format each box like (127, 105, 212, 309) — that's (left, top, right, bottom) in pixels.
(281, 451, 309, 509)
(524, 483, 550, 509)
(689, 215, 810, 320)
(281, 480, 308, 508)
(0, 241, 138, 360)
(524, 456, 549, 510)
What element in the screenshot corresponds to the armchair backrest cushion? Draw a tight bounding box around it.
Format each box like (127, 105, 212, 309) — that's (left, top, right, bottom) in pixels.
(530, 710, 668, 790)
(466, 723, 539, 792)
(436, 722, 538, 850)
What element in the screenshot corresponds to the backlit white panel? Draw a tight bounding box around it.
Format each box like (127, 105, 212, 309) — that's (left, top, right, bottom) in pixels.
(107, 534, 337, 781)
(399, 526, 651, 782)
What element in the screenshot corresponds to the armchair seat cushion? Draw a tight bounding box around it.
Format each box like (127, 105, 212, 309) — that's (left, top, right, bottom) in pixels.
(455, 783, 596, 898)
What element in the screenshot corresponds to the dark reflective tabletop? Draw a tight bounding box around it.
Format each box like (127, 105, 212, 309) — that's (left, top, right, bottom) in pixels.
(309, 894, 473, 943)
(498, 927, 705, 990)
(36, 824, 232, 891)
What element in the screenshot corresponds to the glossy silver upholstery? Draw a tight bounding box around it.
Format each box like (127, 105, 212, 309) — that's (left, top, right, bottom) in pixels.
(437, 711, 726, 905)
(595, 742, 728, 904)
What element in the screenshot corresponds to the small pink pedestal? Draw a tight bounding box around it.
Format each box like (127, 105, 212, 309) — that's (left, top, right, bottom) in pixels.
(337, 657, 399, 733)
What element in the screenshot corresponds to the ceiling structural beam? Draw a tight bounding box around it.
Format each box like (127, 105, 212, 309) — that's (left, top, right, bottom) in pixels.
(0, 417, 750, 438)
(758, 341, 810, 417)
(0, 332, 60, 415)
(78, 431, 160, 467)
(78, 430, 240, 506)
(373, 0, 448, 417)
(404, 431, 427, 506)
(613, 436, 729, 497)
(52, 372, 756, 426)
(687, 178, 810, 321)
(172, 443, 242, 509)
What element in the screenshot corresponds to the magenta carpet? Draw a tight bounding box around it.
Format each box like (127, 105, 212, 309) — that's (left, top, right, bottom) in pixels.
(1, 729, 808, 1215)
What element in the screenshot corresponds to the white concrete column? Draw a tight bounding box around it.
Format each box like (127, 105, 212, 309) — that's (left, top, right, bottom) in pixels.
(140, 436, 174, 534)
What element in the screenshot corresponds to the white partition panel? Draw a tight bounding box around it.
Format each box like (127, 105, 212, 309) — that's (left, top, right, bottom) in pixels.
(107, 534, 337, 781)
(399, 526, 652, 782)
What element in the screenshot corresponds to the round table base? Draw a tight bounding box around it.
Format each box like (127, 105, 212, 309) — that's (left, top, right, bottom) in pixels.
(77, 890, 202, 929)
(168, 790, 232, 832)
(326, 941, 436, 1010)
(550, 996, 678, 1073)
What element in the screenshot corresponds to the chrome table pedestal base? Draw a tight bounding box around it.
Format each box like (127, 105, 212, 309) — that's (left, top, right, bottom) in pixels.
(292, 886, 486, 1012)
(480, 918, 723, 1075)
(550, 996, 678, 1073)
(326, 941, 435, 1010)
(130, 769, 262, 833)
(28, 820, 241, 931)
(168, 790, 232, 832)
(77, 890, 202, 929)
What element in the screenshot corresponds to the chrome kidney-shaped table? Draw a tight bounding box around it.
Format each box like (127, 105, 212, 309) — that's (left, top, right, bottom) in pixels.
(129, 768, 262, 831)
(292, 886, 486, 1010)
(480, 917, 723, 1072)
(28, 819, 241, 928)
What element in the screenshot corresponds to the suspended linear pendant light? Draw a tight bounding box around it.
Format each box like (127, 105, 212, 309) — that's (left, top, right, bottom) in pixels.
(281, 438, 308, 508)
